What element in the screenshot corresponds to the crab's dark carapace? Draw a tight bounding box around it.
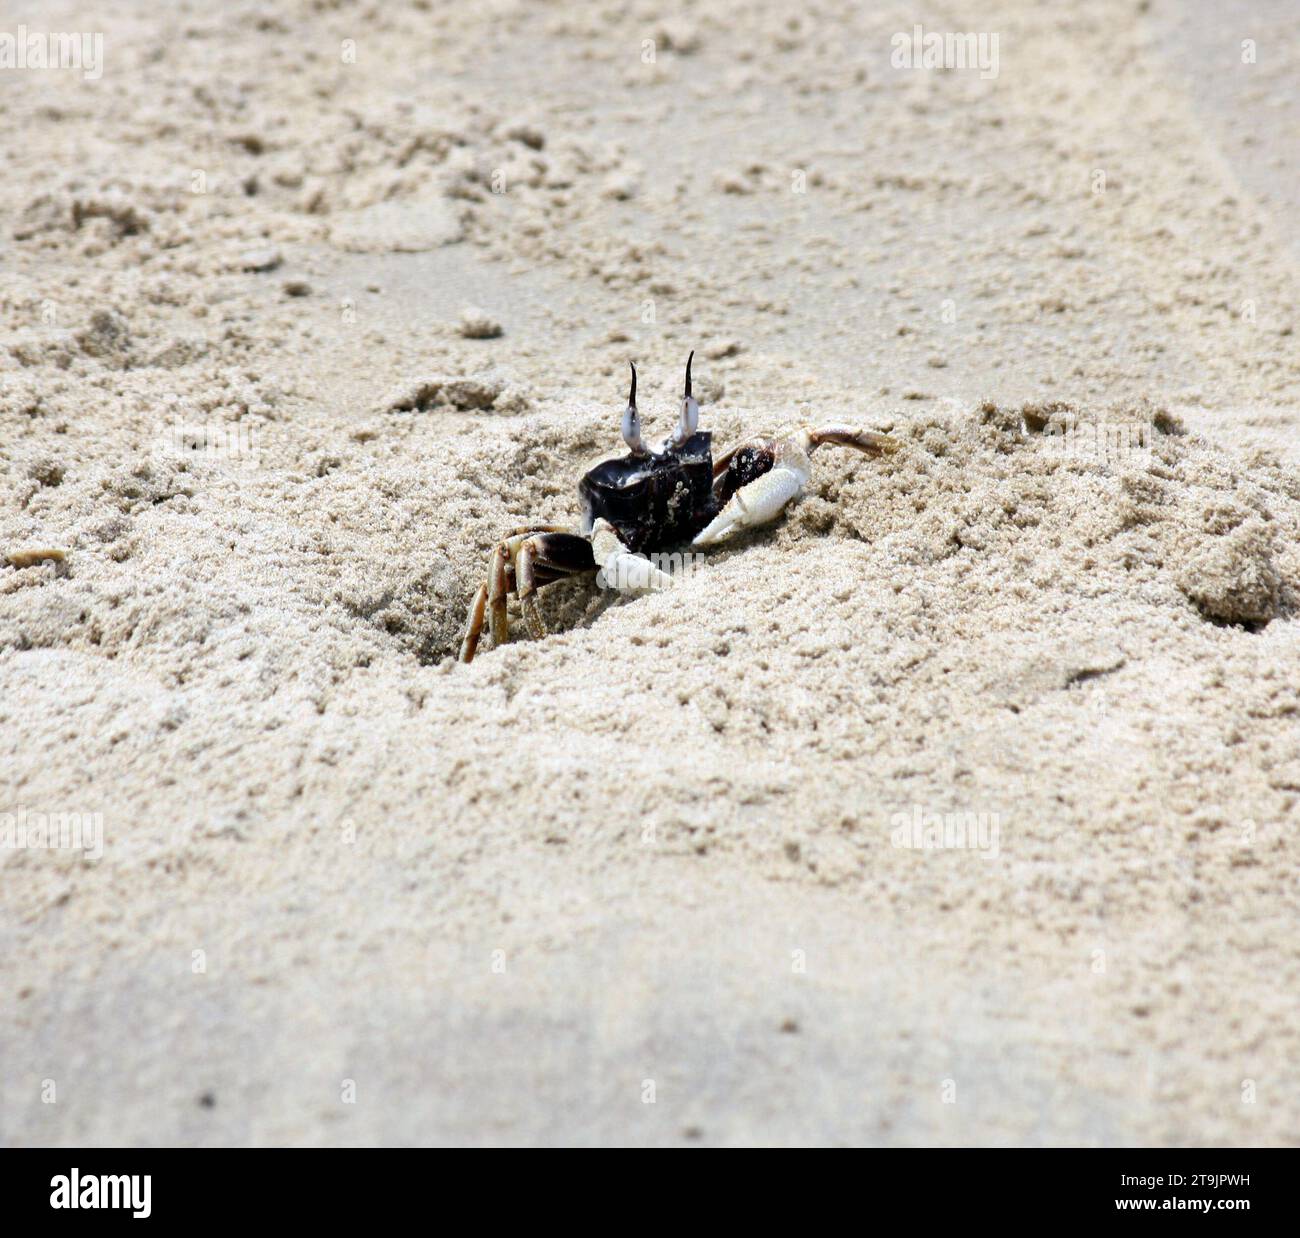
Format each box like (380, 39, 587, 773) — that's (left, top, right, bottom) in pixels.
(580, 352, 745, 553)
(579, 430, 715, 554)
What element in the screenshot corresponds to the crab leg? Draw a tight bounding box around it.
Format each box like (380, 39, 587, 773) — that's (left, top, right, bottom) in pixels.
(516, 540, 543, 638)
(459, 529, 597, 663)
(515, 532, 597, 639)
(487, 541, 511, 646)
(460, 530, 552, 663)
(458, 584, 489, 663)
(807, 425, 899, 457)
(506, 524, 570, 537)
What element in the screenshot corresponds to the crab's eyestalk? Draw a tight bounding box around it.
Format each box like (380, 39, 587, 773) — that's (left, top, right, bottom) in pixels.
(621, 361, 647, 456)
(674, 349, 699, 445)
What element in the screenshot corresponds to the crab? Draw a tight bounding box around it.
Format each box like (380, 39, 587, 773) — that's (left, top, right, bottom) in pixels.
(458, 352, 899, 662)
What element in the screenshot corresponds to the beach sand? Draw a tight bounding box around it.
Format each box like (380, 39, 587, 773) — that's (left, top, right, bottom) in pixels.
(2, 0, 1298, 1145)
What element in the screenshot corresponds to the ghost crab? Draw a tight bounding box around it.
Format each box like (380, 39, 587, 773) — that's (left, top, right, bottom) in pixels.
(458, 353, 899, 662)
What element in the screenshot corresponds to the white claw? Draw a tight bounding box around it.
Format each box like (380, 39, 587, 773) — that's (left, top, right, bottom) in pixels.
(693, 465, 806, 545)
(598, 551, 673, 593)
(591, 518, 673, 593)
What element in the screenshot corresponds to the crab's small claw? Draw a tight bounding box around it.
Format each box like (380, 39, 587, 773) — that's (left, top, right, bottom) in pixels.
(622, 362, 647, 456)
(592, 519, 673, 592)
(693, 464, 808, 545)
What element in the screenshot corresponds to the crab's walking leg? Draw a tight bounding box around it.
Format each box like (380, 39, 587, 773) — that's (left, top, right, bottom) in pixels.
(807, 425, 899, 457)
(459, 530, 597, 663)
(694, 424, 899, 546)
(459, 584, 489, 663)
(506, 524, 570, 537)
(516, 541, 544, 638)
(487, 541, 511, 647)
(460, 530, 547, 663)
(590, 519, 673, 594)
(516, 532, 597, 639)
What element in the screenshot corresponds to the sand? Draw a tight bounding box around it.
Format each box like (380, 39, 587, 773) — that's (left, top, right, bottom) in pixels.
(2, 0, 1298, 1146)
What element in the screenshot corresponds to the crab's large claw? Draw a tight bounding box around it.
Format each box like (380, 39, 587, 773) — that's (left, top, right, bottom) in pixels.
(694, 424, 899, 546)
(693, 462, 809, 546)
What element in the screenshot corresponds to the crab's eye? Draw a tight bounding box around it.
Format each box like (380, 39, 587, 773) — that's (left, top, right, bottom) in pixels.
(621, 361, 647, 455)
(674, 351, 699, 444)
